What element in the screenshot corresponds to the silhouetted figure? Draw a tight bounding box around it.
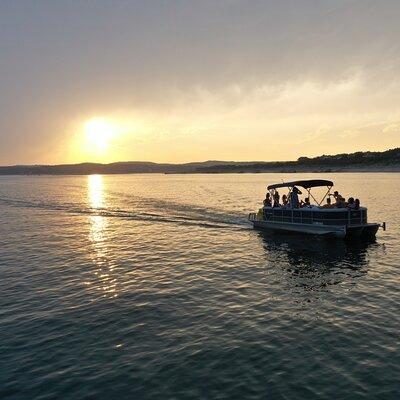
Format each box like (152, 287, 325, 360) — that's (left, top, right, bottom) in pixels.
(354, 199, 360, 210)
(301, 197, 311, 207)
(322, 197, 333, 208)
(282, 194, 288, 206)
(290, 187, 301, 208)
(331, 190, 346, 207)
(273, 190, 280, 207)
(263, 193, 272, 207)
(347, 197, 355, 209)
(333, 190, 341, 200)
(337, 197, 347, 208)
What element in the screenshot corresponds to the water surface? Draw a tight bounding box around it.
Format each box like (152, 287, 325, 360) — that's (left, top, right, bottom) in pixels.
(0, 173, 399, 399)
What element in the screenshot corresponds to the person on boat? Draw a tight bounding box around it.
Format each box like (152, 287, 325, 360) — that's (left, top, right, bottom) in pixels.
(354, 198, 360, 210)
(330, 191, 345, 207)
(282, 194, 288, 207)
(335, 197, 347, 208)
(331, 190, 344, 206)
(289, 187, 301, 208)
(263, 193, 272, 207)
(321, 197, 333, 208)
(301, 197, 311, 207)
(273, 190, 280, 207)
(332, 190, 341, 201)
(347, 197, 355, 209)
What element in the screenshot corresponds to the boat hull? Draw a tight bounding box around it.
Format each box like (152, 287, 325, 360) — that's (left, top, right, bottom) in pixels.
(251, 220, 380, 240)
(252, 220, 346, 238)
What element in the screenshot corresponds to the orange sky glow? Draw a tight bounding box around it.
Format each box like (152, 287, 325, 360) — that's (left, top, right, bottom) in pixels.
(0, 1, 399, 164)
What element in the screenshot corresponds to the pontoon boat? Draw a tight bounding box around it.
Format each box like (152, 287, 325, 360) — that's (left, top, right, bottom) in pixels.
(248, 179, 385, 239)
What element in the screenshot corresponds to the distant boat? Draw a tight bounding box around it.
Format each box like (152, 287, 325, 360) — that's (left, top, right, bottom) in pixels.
(248, 179, 385, 240)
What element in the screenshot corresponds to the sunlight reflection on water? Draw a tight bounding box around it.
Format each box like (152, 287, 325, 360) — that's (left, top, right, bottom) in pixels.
(88, 174, 104, 209)
(87, 175, 118, 298)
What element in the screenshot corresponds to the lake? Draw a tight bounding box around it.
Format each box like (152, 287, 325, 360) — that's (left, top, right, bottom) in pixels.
(0, 173, 399, 399)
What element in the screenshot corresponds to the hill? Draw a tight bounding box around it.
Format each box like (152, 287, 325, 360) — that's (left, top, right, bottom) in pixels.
(195, 148, 400, 173)
(0, 148, 399, 175)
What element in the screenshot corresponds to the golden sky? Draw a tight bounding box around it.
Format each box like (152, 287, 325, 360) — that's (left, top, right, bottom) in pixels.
(0, 1, 399, 164)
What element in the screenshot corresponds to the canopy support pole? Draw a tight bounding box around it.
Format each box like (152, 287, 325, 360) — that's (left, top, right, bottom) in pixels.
(307, 188, 319, 205)
(319, 186, 332, 206)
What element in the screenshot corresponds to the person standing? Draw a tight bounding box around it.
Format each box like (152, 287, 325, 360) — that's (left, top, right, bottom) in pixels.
(290, 187, 301, 208)
(273, 190, 280, 207)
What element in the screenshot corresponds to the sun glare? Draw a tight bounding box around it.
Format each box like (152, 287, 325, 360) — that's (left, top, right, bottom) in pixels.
(70, 116, 137, 163)
(84, 118, 116, 150)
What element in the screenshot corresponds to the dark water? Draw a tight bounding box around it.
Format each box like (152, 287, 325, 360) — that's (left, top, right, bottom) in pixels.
(0, 173, 399, 399)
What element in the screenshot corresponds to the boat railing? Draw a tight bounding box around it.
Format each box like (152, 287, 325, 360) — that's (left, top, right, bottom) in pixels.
(259, 207, 367, 226)
(248, 212, 257, 221)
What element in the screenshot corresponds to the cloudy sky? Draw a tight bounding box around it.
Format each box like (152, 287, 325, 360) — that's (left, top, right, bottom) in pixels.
(1, 0, 399, 164)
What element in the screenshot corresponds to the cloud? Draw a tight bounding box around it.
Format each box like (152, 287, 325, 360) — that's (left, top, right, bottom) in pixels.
(1, 1, 400, 163)
(382, 121, 400, 134)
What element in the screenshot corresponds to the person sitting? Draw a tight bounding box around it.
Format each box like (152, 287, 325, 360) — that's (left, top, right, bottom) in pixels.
(336, 197, 347, 208)
(347, 197, 355, 209)
(354, 198, 360, 210)
(282, 194, 288, 207)
(321, 197, 333, 208)
(330, 190, 342, 206)
(301, 197, 311, 207)
(263, 193, 272, 207)
(273, 190, 280, 207)
(332, 190, 341, 202)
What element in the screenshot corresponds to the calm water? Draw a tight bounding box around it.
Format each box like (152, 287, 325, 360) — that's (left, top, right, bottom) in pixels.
(0, 173, 399, 399)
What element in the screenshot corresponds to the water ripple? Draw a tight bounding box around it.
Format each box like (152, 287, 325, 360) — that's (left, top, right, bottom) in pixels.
(0, 173, 399, 399)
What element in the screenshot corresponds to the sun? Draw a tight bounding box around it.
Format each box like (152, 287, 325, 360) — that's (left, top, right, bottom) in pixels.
(71, 115, 135, 162)
(84, 118, 116, 151)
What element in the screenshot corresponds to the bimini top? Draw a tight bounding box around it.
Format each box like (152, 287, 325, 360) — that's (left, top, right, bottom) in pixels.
(267, 179, 333, 190)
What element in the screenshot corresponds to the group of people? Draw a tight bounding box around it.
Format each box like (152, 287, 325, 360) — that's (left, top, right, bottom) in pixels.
(263, 188, 361, 210)
(322, 191, 360, 210)
(263, 188, 304, 208)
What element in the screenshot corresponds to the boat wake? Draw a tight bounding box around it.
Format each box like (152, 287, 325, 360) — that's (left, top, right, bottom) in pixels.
(0, 195, 251, 231)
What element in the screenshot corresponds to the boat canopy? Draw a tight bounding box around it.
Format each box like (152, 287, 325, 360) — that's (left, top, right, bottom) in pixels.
(267, 179, 333, 190)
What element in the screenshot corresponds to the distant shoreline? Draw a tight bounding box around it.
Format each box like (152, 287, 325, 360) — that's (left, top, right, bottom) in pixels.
(167, 167, 400, 174)
(1, 147, 399, 175)
(0, 165, 399, 176)
(185, 165, 400, 174)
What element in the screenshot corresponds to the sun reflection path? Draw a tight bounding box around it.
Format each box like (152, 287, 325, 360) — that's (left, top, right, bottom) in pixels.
(87, 175, 118, 298)
(88, 174, 104, 209)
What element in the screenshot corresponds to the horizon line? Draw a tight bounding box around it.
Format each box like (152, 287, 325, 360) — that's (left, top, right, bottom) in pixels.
(1, 146, 399, 168)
